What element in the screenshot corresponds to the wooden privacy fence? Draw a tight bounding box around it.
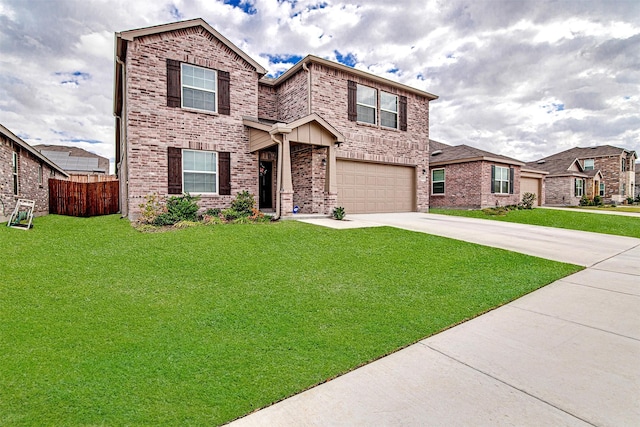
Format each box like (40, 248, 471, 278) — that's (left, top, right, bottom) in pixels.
(49, 178, 119, 217)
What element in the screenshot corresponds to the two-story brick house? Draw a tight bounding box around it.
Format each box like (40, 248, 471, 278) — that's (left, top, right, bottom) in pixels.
(114, 19, 437, 220)
(528, 145, 636, 205)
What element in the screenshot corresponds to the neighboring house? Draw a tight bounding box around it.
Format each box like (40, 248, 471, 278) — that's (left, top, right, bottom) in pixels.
(114, 19, 437, 220)
(428, 140, 543, 209)
(529, 145, 636, 205)
(0, 124, 68, 222)
(32, 145, 109, 179)
(635, 163, 640, 197)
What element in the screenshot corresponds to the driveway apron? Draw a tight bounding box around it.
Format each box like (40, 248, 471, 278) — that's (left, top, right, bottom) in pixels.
(230, 213, 640, 427)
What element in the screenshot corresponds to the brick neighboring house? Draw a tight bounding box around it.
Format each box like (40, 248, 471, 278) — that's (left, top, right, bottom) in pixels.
(114, 18, 437, 220)
(529, 145, 636, 205)
(0, 124, 68, 222)
(33, 145, 110, 179)
(636, 165, 640, 198)
(428, 140, 545, 209)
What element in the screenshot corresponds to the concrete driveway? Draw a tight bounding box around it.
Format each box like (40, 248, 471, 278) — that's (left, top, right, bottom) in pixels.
(230, 213, 640, 426)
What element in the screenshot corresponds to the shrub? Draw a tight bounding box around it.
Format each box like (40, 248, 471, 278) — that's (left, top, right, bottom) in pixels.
(626, 197, 634, 205)
(579, 195, 591, 206)
(332, 206, 346, 220)
(230, 191, 256, 217)
(138, 193, 166, 224)
(521, 192, 536, 209)
(153, 212, 177, 226)
(204, 208, 221, 217)
(166, 193, 201, 222)
(593, 195, 603, 206)
(221, 208, 242, 222)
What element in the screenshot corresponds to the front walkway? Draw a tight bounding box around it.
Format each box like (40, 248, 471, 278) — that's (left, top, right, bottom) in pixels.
(230, 213, 640, 426)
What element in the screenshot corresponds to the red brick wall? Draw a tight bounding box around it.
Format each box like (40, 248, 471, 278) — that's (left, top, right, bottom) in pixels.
(429, 161, 521, 209)
(545, 177, 581, 206)
(1, 135, 58, 220)
(258, 84, 277, 120)
(274, 69, 309, 122)
(123, 27, 262, 219)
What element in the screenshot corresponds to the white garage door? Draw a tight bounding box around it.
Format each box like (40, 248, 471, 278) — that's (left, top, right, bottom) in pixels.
(521, 177, 541, 206)
(336, 160, 415, 213)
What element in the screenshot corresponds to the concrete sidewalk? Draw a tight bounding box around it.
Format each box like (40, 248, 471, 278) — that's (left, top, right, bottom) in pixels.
(230, 213, 640, 426)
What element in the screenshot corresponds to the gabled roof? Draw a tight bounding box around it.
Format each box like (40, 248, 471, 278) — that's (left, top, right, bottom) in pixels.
(526, 155, 589, 177)
(263, 55, 438, 100)
(529, 145, 638, 177)
(0, 124, 68, 177)
(429, 140, 524, 167)
(115, 18, 267, 75)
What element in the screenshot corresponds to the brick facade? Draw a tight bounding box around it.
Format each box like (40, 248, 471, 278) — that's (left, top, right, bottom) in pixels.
(117, 20, 435, 219)
(1, 133, 61, 221)
(429, 161, 521, 209)
(545, 177, 582, 206)
(586, 155, 636, 202)
(121, 26, 262, 218)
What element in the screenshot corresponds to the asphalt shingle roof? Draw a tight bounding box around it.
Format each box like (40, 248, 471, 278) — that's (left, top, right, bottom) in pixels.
(429, 140, 524, 166)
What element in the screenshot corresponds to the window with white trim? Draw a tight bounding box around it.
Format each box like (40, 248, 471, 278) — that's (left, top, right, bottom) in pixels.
(575, 178, 584, 197)
(621, 159, 627, 172)
(584, 159, 594, 170)
(493, 166, 510, 194)
(12, 152, 18, 195)
(182, 149, 217, 193)
(181, 63, 217, 112)
(356, 84, 376, 124)
(432, 169, 445, 194)
(380, 92, 398, 129)
(38, 164, 43, 186)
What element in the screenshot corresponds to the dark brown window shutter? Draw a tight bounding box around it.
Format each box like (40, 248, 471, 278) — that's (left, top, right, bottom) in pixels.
(399, 95, 407, 131)
(490, 165, 496, 194)
(219, 152, 231, 195)
(509, 167, 514, 194)
(347, 80, 357, 121)
(218, 71, 230, 115)
(168, 147, 182, 194)
(167, 59, 181, 108)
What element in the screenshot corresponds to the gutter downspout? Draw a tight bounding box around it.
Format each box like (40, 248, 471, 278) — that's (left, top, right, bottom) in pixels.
(114, 54, 128, 217)
(302, 62, 311, 114)
(270, 133, 283, 220)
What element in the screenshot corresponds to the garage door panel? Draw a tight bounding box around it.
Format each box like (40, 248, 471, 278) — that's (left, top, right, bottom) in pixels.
(337, 160, 415, 214)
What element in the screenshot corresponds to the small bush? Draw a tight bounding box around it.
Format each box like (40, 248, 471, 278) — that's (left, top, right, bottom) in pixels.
(593, 195, 603, 206)
(332, 206, 346, 220)
(626, 197, 634, 205)
(482, 206, 508, 216)
(221, 208, 242, 222)
(579, 195, 591, 206)
(173, 220, 201, 229)
(521, 192, 536, 210)
(166, 193, 201, 222)
(138, 193, 166, 224)
(230, 191, 256, 217)
(204, 208, 221, 217)
(153, 212, 177, 226)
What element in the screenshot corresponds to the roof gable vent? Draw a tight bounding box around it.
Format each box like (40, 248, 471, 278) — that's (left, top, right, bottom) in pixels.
(432, 150, 442, 156)
(537, 160, 546, 164)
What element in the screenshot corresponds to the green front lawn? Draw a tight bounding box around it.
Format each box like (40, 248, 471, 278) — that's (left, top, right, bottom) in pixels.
(1, 215, 581, 425)
(430, 208, 640, 239)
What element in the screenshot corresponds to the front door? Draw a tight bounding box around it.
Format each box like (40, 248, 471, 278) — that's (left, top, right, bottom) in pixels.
(259, 161, 273, 209)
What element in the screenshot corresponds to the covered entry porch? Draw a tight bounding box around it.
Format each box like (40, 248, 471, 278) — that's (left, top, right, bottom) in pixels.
(243, 114, 345, 217)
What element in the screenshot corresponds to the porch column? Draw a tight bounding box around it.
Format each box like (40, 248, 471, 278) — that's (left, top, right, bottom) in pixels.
(279, 132, 294, 216)
(324, 142, 338, 214)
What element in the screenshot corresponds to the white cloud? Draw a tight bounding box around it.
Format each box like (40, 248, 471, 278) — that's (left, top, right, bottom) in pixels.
(0, 0, 639, 175)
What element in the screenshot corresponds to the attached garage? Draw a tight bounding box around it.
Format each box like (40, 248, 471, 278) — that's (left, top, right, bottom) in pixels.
(336, 160, 415, 213)
(520, 168, 546, 206)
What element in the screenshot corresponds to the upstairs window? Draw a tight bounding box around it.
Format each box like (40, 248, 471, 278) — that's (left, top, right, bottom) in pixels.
(356, 84, 377, 125)
(584, 159, 594, 170)
(166, 59, 230, 115)
(182, 63, 217, 112)
(432, 169, 445, 194)
(621, 159, 627, 172)
(380, 92, 398, 129)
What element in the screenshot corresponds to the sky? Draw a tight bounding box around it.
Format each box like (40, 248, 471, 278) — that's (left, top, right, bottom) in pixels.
(1, 0, 639, 173)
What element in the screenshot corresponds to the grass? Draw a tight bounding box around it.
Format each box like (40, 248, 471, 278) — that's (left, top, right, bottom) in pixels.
(1, 215, 581, 426)
(570, 205, 640, 213)
(430, 208, 640, 238)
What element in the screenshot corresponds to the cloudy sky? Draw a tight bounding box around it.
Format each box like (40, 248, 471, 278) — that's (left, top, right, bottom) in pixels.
(1, 0, 639, 172)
